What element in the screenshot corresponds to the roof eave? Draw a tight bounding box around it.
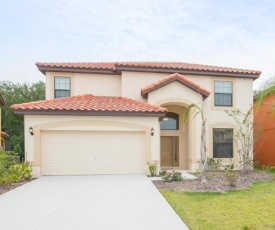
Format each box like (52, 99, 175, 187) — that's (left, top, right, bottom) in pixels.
(36, 66, 118, 75)
(12, 109, 167, 117)
(36, 64, 261, 79)
(116, 66, 260, 79)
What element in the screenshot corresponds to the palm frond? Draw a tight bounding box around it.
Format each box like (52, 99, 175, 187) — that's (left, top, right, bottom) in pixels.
(255, 77, 275, 107)
(183, 103, 201, 123)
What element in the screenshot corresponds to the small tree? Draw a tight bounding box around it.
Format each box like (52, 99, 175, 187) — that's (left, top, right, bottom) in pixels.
(225, 108, 254, 171)
(183, 103, 207, 183)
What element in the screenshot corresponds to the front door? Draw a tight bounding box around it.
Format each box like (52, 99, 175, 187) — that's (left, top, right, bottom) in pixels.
(161, 136, 179, 167)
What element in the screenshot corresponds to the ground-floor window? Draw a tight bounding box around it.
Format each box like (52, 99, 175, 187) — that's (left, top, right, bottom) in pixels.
(213, 128, 233, 158)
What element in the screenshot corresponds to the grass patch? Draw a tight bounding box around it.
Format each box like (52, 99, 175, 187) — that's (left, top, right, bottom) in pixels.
(255, 167, 275, 174)
(161, 181, 275, 230)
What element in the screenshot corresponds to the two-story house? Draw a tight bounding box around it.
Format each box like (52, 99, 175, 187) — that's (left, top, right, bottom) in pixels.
(11, 62, 261, 177)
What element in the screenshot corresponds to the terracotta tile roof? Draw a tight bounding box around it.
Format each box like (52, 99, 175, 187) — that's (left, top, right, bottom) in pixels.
(36, 61, 261, 75)
(141, 73, 210, 99)
(11, 94, 167, 115)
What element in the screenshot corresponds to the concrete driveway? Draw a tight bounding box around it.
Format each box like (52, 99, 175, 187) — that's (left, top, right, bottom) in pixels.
(0, 175, 189, 230)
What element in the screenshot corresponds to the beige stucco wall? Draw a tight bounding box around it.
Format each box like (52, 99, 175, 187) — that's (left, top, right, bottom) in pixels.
(147, 81, 203, 106)
(203, 77, 253, 170)
(46, 72, 121, 99)
(43, 69, 254, 171)
(147, 81, 204, 170)
(24, 115, 160, 177)
(121, 71, 169, 101)
(146, 77, 253, 171)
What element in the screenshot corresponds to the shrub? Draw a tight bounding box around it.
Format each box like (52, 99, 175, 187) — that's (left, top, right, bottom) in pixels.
(207, 158, 223, 172)
(9, 162, 32, 181)
(0, 172, 13, 186)
(223, 158, 235, 171)
(0, 161, 32, 185)
(147, 161, 158, 177)
(159, 169, 167, 176)
(162, 171, 184, 182)
(13, 143, 23, 156)
(0, 151, 19, 169)
(225, 171, 238, 187)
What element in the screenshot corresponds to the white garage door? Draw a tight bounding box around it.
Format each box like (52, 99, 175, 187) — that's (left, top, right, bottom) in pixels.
(41, 131, 146, 175)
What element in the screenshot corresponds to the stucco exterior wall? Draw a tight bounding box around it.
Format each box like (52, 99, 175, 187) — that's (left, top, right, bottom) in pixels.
(42, 69, 255, 172)
(46, 72, 121, 99)
(204, 77, 253, 166)
(147, 81, 204, 170)
(147, 81, 203, 106)
(24, 115, 160, 177)
(121, 71, 169, 101)
(73, 73, 121, 97)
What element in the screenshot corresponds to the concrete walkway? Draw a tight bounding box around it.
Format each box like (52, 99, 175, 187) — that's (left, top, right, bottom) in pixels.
(0, 175, 189, 230)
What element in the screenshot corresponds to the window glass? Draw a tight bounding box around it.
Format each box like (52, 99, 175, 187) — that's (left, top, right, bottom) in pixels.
(160, 112, 179, 130)
(213, 128, 233, 158)
(214, 81, 233, 106)
(54, 77, 71, 98)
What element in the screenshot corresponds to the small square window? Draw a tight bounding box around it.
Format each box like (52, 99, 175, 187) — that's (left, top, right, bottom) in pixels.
(54, 77, 71, 98)
(214, 81, 233, 106)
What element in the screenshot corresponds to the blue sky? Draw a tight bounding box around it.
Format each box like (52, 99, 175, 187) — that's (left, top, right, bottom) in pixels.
(1, 0, 275, 88)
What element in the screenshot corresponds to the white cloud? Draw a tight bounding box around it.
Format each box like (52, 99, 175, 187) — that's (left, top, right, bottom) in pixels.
(0, 0, 275, 88)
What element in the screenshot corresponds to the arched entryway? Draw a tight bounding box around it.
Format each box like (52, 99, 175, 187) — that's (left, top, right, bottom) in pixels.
(159, 104, 188, 169)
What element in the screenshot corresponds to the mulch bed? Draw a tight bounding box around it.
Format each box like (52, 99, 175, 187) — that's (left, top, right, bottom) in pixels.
(153, 171, 275, 192)
(1, 171, 273, 195)
(0, 180, 34, 195)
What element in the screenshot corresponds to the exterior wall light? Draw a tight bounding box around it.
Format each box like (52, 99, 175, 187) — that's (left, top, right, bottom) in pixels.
(151, 128, 154, 136)
(29, 126, 34, 135)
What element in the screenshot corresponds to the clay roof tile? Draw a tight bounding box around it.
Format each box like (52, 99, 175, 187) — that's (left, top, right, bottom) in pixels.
(35, 61, 261, 75)
(11, 94, 167, 114)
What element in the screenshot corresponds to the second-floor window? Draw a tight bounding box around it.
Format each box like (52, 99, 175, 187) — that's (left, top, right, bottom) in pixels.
(214, 81, 233, 106)
(54, 76, 71, 98)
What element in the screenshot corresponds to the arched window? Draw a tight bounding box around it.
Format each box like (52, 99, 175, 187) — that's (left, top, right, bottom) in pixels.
(160, 112, 179, 130)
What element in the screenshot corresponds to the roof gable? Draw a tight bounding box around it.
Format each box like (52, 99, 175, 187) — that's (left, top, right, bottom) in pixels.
(141, 73, 210, 99)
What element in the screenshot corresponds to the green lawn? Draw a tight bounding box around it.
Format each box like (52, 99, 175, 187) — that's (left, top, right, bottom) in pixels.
(256, 167, 275, 174)
(161, 181, 275, 230)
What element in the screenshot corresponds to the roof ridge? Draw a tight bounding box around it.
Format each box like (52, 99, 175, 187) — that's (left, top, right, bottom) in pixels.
(35, 61, 261, 75)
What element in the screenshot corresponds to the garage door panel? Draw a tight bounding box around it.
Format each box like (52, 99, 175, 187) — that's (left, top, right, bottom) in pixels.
(41, 131, 146, 175)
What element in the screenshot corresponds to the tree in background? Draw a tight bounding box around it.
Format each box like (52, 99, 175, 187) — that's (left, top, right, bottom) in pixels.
(0, 81, 45, 158)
